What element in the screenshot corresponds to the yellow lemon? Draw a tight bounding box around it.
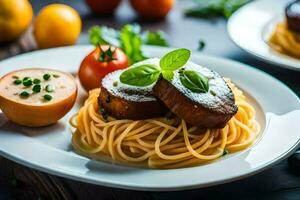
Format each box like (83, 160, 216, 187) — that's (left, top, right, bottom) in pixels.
(0, 0, 33, 42)
(33, 4, 82, 49)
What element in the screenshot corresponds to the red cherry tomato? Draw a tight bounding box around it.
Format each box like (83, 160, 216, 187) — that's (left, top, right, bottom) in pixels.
(130, 0, 175, 19)
(85, 0, 121, 15)
(79, 45, 128, 91)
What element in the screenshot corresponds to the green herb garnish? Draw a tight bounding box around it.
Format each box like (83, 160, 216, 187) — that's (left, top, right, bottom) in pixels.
(120, 48, 191, 86)
(223, 149, 229, 156)
(185, 0, 251, 19)
(20, 91, 30, 97)
(179, 69, 209, 93)
(22, 77, 33, 87)
(53, 74, 60, 78)
(120, 64, 161, 86)
(99, 108, 109, 120)
(32, 84, 41, 93)
(45, 84, 55, 92)
(43, 73, 51, 80)
(43, 94, 52, 101)
(143, 31, 169, 47)
(13, 79, 22, 85)
(198, 40, 206, 51)
(88, 24, 169, 65)
(33, 79, 41, 84)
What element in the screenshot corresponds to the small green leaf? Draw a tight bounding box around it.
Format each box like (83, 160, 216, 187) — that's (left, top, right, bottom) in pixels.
(159, 48, 191, 71)
(179, 69, 209, 93)
(143, 31, 169, 47)
(120, 24, 147, 65)
(120, 64, 160, 86)
(88, 26, 119, 46)
(162, 70, 174, 81)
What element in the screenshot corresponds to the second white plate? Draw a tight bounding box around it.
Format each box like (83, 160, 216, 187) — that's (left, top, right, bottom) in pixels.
(228, 0, 300, 71)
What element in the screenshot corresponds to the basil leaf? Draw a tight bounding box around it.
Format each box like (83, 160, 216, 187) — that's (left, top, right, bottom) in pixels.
(162, 70, 174, 81)
(179, 70, 209, 93)
(159, 48, 191, 71)
(120, 25, 147, 65)
(143, 31, 169, 47)
(120, 64, 160, 86)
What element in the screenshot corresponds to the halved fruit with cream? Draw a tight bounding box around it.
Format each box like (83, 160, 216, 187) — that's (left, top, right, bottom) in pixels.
(0, 68, 77, 127)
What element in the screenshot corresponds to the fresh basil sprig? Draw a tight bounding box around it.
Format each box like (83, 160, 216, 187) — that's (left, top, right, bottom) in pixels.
(119, 64, 160, 86)
(179, 69, 209, 93)
(120, 48, 191, 87)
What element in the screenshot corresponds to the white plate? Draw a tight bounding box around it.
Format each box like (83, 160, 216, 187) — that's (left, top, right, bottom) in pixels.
(228, 0, 300, 71)
(0, 45, 299, 191)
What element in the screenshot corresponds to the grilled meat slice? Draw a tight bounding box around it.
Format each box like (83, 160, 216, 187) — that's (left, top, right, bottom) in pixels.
(153, 61, 238, 128)
(98, 59, 168, 119)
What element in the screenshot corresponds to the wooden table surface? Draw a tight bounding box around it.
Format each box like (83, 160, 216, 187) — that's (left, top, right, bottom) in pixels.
(0, 0, 300, 199)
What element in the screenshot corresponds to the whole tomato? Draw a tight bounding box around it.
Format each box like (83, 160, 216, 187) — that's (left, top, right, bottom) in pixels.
(130, 0, 175, 19)
(79, 45, 128, 91)
(85, 0, 121, 15)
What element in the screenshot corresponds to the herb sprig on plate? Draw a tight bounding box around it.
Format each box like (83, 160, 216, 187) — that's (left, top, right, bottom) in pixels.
(119, 49, 209, 93)
(185, 0, 251, 19)
(88, 24, 169, 65)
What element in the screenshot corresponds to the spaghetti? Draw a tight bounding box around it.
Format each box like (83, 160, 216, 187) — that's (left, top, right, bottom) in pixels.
(269, 21, 300, 58)
(70, 81, 260, 169)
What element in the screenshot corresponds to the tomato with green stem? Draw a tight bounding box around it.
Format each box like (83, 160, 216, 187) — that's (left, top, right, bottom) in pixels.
(78, 45, 128, 91)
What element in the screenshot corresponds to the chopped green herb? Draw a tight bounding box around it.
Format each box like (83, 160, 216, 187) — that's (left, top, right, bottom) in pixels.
(53, 74, 60, 78)
(32, 84, 41, 93)
(43, 94, 52, 101)
(113, 81, 118, 87)
(20, 91, 30, 97)
(198, 40, 206, 51)
(99, 108, 109, 120)
(210, 90, 217, 96)
(45, 84, 55, 92)
(33, 79, 41, 84)
(223, 149, 229, 156)
(22, 78, 33, 87)
(43, 73, 51, 80)
(13, 79, 22, 85)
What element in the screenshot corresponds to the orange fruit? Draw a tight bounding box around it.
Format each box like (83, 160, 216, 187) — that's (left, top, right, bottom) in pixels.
(33, 4, 82, 49)
(0, 0, 33, 42)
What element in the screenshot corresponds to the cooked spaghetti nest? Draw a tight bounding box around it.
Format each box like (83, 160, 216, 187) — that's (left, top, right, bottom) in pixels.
(269, 21, 300, 58)
(70, 80, 260, 169)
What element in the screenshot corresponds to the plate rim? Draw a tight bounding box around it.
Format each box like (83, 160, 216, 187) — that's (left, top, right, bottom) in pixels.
(0, 45, 299, 191)
(227, 0, 300, 71)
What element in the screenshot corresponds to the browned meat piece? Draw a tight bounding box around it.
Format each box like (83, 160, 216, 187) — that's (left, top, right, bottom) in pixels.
(153, 61, 238, 128)
(286, 0, 300, 33)
(98, 59, 168, 119)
